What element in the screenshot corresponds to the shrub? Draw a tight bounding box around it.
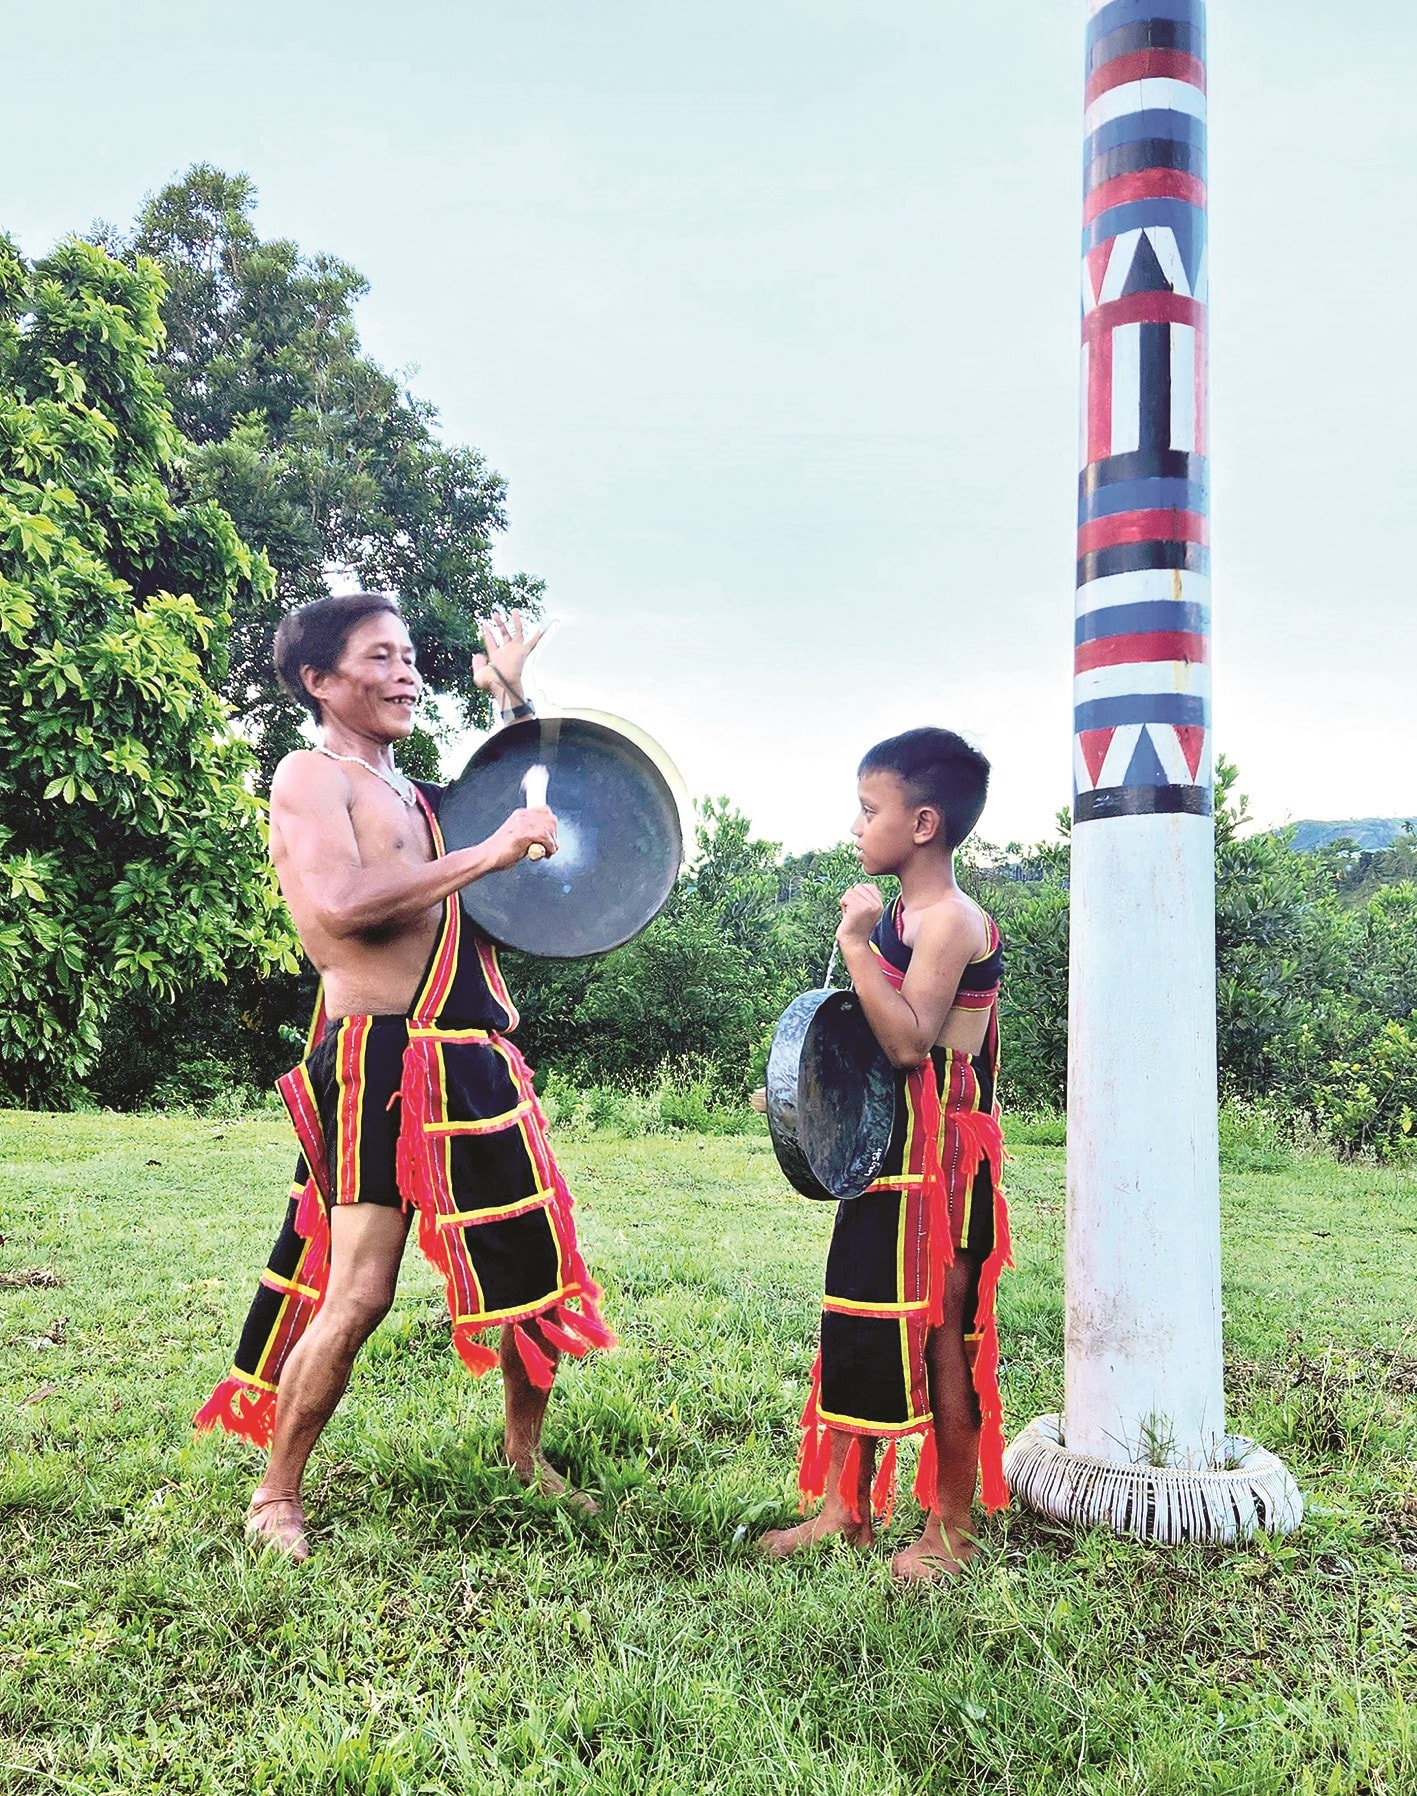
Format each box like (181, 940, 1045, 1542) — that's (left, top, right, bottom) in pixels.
(1311, 1019, 1417, 1162)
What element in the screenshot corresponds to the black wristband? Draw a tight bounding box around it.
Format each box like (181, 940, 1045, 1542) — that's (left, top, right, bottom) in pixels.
(501, 700, 535, 721)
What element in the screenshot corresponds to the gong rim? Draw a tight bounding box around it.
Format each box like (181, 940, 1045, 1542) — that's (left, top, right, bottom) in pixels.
(766, 990, 838, 1201)
(438, 716, 683, 959)
(766, 988, 899, 1201)
(798, 992, 899, 1199)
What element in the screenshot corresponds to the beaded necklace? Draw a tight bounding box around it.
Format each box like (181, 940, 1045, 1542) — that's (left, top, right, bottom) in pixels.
(315, 744, 418, 807)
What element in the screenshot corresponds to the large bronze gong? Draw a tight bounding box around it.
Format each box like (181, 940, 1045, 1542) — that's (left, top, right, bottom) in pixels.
(766, 988, 899, 1201)
(438, 715, 683, 959)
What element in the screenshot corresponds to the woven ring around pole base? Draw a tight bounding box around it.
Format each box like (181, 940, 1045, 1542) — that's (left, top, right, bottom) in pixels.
(1003, 1415, 1304, 1544)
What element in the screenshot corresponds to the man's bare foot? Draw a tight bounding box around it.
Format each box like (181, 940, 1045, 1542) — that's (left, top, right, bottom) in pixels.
(507, 1445, 599, 1514)
(890, 1521, 979, 1583)
(759, 1503, 874, 1557)
(246, 1489, 310, 1561)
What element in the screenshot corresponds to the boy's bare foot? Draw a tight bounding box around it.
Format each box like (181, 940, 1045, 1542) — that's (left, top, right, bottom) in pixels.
(246, 1489, 310, 1561)
(507, 1444, 600, 1514)
(759, 1503, 874, 1557)
(890, 1520, 978, 1583)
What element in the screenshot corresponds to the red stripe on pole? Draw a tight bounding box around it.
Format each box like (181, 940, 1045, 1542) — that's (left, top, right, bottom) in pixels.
(1084, 168, 1207, 225)
(1075, 631, 1209, 673)
(1082, 291, 1204, 347)
(1085, 49, 1207, 106)
(1076, 510, 1209, 554)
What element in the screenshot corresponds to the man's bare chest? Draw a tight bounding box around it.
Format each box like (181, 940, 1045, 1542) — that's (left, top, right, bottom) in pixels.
(349, 791, 436, 870)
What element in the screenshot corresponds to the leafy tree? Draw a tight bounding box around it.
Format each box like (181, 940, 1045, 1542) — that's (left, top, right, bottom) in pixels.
(108, 165, 541, 781)
(1329, 824, 1417, 904)
(0, 232, 297, 1103)
(1212, 760, 1361, 1099)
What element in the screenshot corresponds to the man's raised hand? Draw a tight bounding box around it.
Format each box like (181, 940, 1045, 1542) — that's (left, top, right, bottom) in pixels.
(473, 608, 546, 710)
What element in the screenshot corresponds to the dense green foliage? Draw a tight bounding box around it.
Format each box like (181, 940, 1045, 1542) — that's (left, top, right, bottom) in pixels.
(81, 763, 1417, 1161)
(2, 1112, 1415, 1792)
(109, 165, 542, 782)
(0, 233, 296, 1104)
(507, 803, 864, 1096)
(513, 762, 1417, 1160)
(72, 164, 546, 1106)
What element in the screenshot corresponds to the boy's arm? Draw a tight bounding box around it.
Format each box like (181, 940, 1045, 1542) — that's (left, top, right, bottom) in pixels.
(835, 886, 980, 1069)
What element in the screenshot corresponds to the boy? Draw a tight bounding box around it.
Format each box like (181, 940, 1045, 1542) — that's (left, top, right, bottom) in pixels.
(761, 728, 1010, 1581)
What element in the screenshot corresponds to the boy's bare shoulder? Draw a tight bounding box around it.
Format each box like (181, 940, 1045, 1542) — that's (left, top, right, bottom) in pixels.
(909, 890, 990, 956)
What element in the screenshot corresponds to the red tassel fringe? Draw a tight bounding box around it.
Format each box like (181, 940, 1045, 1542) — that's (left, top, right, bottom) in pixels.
(533, 1312, 586, 1356)
(451, 1330, 500, 1377)
(554, 1300, 617, 1352)
(837, 1435, 863, 1523)
(293, 1176, 326, 1243)
(908, 1065, 956, 1330)
(871, 1438, 898, 1526)
(512, 1322, 557, 1391)
(972, 1161, 1014, 1512)
(913, 1427, 939, 1513)
(193, 1377, 276, 1449)
(196, 1022, 616, 1451)
(796, 1356, 829, 1507)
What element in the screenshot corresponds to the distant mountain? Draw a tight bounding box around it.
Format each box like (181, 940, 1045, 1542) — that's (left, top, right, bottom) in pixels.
(1287, 817, 1416, 853)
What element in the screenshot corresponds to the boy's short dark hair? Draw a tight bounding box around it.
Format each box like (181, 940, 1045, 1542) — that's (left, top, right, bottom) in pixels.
(859, 727, 990, 851)
(273, 592, 402, 722)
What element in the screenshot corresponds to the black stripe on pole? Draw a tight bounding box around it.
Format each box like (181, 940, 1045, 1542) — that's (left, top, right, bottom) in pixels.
(1080, 448, 1207, 498)
(1074, 785, 1213, 823)
(1077, 539, 1209, 584)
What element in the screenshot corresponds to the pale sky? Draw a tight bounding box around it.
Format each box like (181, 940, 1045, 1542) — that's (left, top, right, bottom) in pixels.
(6, 2, 1415, 850)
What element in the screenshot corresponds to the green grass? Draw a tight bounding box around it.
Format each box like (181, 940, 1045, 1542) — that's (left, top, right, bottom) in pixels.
(2, 1113, 1415, 1794)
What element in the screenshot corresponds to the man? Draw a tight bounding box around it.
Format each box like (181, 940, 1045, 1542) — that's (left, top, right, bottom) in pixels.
(196, 593, 614, 1558)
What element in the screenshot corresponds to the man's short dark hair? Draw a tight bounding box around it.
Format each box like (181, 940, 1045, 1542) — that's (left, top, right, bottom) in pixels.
(859, 727, 991, 851)
(273, 592, 402, 722)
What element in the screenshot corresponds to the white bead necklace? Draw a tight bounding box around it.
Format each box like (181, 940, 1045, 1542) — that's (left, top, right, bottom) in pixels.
(315, 745, 418, 807)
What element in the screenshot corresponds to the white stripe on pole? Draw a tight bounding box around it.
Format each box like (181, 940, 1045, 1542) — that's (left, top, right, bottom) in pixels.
(1110, 322, 1142, 455)
(1170, 324, 1198, 451)
(1076, 568, 1210, 614)
(1075, 663, 1209, 708)
(1083, 79, 1208, 137)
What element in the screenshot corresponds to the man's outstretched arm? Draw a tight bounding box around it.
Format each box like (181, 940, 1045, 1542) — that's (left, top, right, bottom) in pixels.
(270, 753, 556, 940)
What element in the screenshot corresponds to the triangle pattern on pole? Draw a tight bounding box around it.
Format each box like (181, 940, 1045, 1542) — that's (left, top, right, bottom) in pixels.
(1096, 228, 1143, 305)
(1078, 728, 1115, 789)
(1174, 725, 1207, 781)
(1121, 229, 1172, 298)
(1121, 725, 1170, 788)
(1084, 243, 1114, 311)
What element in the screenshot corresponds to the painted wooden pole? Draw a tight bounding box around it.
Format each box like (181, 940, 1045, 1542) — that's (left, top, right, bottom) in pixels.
(1003, 0, 1302, 1541)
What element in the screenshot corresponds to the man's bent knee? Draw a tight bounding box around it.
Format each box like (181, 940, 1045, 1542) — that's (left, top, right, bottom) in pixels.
(319, 1284, 396, 1351)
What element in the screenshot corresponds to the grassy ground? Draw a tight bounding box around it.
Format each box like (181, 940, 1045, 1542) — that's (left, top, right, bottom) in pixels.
(1, 1113, 1415, 1794)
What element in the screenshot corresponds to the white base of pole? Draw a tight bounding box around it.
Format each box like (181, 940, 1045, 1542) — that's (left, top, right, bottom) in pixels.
(1004, 1414, 1303, 1544)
